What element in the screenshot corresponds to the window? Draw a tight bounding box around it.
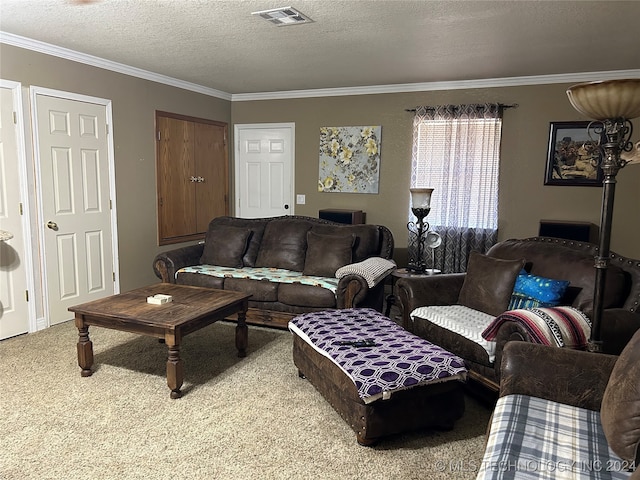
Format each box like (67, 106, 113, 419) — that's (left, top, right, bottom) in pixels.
(410, 104, 503, 272)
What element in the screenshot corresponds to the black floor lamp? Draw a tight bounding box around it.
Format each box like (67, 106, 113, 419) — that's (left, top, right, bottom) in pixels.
(566, 79, 640, 352)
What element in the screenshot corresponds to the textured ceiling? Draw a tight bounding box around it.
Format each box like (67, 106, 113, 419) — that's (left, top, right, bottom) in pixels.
(1, 0, 639, 95)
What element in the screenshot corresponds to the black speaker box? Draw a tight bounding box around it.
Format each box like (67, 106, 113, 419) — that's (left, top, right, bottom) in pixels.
(539, 220, 598, 243)
(319, 209, 365, 225)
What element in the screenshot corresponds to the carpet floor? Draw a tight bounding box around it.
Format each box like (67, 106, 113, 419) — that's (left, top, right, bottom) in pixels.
(0, 320, 492, 479)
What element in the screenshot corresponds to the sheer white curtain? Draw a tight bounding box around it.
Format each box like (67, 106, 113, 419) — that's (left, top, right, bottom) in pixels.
(410, 104, 503, 273)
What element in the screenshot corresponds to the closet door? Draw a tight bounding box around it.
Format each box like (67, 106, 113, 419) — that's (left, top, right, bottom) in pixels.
(157, 115, 195, 241)
(194, 122, 228, 233)
(156, 112, 228, 245)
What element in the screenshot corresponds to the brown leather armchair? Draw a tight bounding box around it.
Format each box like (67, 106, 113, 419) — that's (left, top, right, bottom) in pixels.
(396, 237, 640, 392)
(476, 331, 640, 478)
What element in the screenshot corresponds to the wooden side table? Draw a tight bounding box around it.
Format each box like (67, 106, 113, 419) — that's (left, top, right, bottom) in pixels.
(384, 268, 440, 318)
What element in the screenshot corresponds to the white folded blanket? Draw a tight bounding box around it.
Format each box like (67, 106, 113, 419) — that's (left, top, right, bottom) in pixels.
(335, 257, 396, 287)
(411, 305, 497, 362)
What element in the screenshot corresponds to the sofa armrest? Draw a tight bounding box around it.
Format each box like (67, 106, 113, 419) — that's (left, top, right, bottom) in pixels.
(152, 244, 205, 283)
(601, 308, 640, 355)
(499, 341, 618, 411)
(396, 273, 466, 328)
(336, 273, 388, 312)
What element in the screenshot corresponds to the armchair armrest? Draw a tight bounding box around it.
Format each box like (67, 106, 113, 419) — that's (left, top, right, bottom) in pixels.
(152, 244, 204, 283)
(499, 341, 618, 411)
(396, 273, 466, 329)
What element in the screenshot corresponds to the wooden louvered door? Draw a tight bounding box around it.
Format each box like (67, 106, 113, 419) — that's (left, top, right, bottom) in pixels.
(156, 112, 228, 245)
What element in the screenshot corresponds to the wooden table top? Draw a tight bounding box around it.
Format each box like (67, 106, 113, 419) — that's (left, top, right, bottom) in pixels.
(68, 283, 251, 328)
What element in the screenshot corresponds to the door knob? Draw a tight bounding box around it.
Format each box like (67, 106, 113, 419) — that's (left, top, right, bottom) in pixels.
(47, 221, 58, 230)
(284, 204, 289, 210)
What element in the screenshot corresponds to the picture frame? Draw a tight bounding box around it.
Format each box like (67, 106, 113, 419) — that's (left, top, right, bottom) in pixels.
(318, 126, 381, 194)
(544, 121, 603, 186)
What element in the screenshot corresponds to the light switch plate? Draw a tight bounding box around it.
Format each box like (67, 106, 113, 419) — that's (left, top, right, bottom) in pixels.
(296, 194, 306, 205)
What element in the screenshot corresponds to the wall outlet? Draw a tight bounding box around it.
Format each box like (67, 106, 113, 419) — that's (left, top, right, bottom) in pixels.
(296, 194, 306, 205)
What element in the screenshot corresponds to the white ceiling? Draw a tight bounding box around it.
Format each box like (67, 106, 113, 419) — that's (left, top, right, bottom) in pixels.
(1, 0, 639, 97)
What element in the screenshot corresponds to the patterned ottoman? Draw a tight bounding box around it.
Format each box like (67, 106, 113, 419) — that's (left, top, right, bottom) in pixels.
(289, 308, 467, 445)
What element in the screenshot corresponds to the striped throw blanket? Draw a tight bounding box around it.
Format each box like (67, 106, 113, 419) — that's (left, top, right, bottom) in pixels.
(481, 306, 591, 349)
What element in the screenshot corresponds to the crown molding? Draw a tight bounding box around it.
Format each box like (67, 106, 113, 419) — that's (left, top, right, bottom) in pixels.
(231, 70, 640, 101)
(0, 32, 232, 101)
(3, 31, 638, 103)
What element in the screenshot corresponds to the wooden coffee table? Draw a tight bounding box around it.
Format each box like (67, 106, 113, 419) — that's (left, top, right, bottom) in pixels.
(68, 283, 251, 399)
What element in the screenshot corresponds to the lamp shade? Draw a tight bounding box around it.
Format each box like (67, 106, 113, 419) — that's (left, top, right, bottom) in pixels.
(410, 188, 433, 209)
(566, 79, 640, 121)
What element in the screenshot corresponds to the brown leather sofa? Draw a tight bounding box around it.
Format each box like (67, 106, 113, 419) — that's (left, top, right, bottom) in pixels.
(476, 331, 640, 478)
(396, 237, 640, 392)
(153, 215, 394, 328)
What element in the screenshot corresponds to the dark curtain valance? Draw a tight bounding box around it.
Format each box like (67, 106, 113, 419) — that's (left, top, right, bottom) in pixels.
(414, 103, 505, 119)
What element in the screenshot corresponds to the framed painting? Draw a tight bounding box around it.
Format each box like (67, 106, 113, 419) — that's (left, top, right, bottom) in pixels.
(544, 121, 603, 186)
(318, 126, 381, 194)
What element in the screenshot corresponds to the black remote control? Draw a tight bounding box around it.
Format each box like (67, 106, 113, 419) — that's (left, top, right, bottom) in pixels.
(335, 339, 376, 347)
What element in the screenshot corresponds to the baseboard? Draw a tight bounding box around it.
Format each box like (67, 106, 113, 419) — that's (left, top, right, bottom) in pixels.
(35, 316, 47, 332)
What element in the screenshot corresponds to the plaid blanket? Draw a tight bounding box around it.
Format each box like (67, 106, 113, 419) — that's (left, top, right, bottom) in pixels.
(481, 306, 591, 349)
(476, 394, 633, 479)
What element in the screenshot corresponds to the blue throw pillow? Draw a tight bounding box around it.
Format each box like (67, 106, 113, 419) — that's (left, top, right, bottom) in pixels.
(512, 271, 570, 305)
(508, 292, 554, 310)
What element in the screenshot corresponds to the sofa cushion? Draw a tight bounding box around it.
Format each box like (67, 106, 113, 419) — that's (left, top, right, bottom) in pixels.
(176, 271, 224, 289)
(457, 251, 525, 317)
(278, 283, 337, 308)
(303, 231, 355, 277)
(176, 265, 339, 293)
(310, 224, 380, 262)
(600, 329, 640, 466)
(207, 217, 266, 267)
(411, 305, 497, 364)
(255, 219, 312, 271)
(200, 224, 251, 268)
(224, 277, 279, 302)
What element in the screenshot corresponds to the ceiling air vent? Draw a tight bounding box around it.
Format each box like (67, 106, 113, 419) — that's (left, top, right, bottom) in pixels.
(251, 6, 313, 26)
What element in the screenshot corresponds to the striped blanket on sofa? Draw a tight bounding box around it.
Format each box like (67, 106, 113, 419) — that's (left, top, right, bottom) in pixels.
(481, 306, 592, 349)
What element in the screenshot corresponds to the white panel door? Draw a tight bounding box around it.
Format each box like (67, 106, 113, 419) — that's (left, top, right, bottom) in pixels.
(34, 93, 115, 325)
(235, 124, 294, 218)
(0, 85, 29, 339)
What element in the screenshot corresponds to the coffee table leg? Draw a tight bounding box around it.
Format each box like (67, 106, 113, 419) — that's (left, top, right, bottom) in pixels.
(75, 315, 94, 377)
(166, 341, 184, 399)
(235, 305, 248, 358)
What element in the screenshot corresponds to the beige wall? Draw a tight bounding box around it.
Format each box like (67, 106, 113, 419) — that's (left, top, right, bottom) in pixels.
(231, 86, 640, 260)
(1, 44, 231, 291)
(2, 43, 639, 299)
